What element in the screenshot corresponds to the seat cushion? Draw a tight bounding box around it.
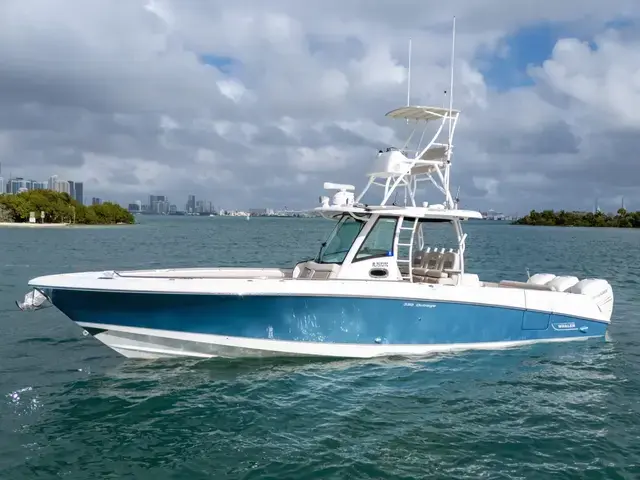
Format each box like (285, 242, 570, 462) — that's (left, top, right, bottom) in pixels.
(413, 268, 448, 279)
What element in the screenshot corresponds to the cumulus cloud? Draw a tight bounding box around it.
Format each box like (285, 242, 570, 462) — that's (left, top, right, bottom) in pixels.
(0, 0, 639, 213)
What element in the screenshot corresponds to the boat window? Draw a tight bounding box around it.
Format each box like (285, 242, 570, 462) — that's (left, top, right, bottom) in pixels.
(316, 215, 365, 264)
(354, 217, 398, 262)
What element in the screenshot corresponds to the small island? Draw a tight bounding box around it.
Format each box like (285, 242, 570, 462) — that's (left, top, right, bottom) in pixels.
(513, 209, 640, 228)
(0, 190, 135, 226)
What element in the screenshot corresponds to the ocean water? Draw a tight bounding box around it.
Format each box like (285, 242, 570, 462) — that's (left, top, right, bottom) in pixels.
(1, 216, 639, 479)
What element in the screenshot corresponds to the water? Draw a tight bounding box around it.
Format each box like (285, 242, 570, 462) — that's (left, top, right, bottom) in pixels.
(1, 216, 640, 479)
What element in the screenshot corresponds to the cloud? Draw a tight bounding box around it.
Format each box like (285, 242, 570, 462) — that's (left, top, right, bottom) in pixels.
(0, 0, 639, 214)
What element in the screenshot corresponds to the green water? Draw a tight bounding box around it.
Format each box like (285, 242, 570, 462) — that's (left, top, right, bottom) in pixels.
(1, 216, 639, 479)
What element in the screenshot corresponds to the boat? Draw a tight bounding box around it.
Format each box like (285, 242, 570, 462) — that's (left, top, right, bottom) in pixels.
(16, 26, 613, 360)
(16, 101, 614, 358)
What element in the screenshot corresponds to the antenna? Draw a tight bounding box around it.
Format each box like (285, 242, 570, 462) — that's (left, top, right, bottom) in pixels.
(407, 38, 412, 106)
(448, 16, 456, 145)
(442, 16, 456, 208)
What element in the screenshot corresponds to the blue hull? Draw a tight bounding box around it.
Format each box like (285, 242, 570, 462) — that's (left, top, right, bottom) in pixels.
(49, 289, 608, 346)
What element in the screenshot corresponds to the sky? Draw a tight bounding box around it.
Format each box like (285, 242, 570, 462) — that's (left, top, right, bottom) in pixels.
(0, 1, 639, 214)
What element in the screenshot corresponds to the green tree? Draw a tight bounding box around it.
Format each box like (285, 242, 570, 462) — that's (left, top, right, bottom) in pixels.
(0, 190, 134, 225)
(513, 209, 640, 229)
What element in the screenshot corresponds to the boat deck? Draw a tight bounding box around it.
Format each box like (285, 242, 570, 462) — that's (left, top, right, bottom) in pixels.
(29, 268, 563, 291)
(112, 267, 295, 280)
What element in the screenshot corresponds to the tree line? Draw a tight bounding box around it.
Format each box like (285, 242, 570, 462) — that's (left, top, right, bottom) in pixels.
(513, 208, 640, 228)
(0, 190, 135, 225)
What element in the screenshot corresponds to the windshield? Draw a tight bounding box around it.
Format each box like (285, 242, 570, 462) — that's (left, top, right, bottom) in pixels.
(316, 214, 365, 264)
(354, 217, 397, 261)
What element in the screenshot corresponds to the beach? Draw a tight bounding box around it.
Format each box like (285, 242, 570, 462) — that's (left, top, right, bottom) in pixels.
(0, 222, 70, 228)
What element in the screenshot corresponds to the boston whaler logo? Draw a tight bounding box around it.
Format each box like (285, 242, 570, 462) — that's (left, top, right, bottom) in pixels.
(552, 321, 577, 330)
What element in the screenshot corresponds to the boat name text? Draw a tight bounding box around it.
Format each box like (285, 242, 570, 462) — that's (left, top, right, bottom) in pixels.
(403, 302, 436, 308)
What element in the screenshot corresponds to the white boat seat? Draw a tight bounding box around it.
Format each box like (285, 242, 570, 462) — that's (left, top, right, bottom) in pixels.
(414, 274, 457, 285)
(412, 250, 461, 284)
(412, 250, 426, 267)
(412, 250, 446, 279)
(413, 268, 448, 278)
(440, 251, 460, 274)
(423, 251, 442, 269)
(295, 261, 340, 280)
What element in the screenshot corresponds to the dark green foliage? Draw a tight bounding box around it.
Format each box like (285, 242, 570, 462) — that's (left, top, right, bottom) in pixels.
(0, 190, 134, 225)
(513, 208, 640, 228)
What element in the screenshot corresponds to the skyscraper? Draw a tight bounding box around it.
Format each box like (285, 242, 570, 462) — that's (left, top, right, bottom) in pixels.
(9, 178, 26, 194)
(74, 182, 84, 204)
(187, 194, 196, 213)
(149, 195, 168, 214)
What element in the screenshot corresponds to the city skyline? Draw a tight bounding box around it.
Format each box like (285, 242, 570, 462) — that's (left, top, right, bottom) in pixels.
(0, 163, 84, 205)
(0, 165, 326, 214)
(0, 165, 292, 215)
(0, 163, 627, 218)
(0, 157, 633, 217)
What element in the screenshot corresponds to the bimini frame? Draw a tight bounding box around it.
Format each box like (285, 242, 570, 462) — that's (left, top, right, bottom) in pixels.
(355, 105, 460, 210)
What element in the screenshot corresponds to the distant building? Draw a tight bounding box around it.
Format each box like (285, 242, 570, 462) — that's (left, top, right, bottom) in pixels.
(92, 197, 102, 206)
(187, 195, 196, 213)
(74, 182, 84, 204)
(149, 195, 168, 214)
(8, 177, 26, 194)
(0, 173, 83, 198)
(485, 209, 506, 221)
(128, 203, 141, 212)
(196, 199, 208, 214)
(44, 175, 70, 194)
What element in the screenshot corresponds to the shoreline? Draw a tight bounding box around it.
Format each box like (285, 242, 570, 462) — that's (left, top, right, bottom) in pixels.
(0, 222, 70, 228)
(512, 222, 638, 229)
(0, 222, 134, 228)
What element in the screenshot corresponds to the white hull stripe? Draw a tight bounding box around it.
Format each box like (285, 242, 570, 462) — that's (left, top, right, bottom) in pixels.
(78, 322, 603, 359)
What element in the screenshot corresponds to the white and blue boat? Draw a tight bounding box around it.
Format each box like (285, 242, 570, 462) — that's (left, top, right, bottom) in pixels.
(17, 101, 614, 359)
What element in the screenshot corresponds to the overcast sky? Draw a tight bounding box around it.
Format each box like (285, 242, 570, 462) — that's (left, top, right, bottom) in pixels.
(0, 0, 639, 213)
